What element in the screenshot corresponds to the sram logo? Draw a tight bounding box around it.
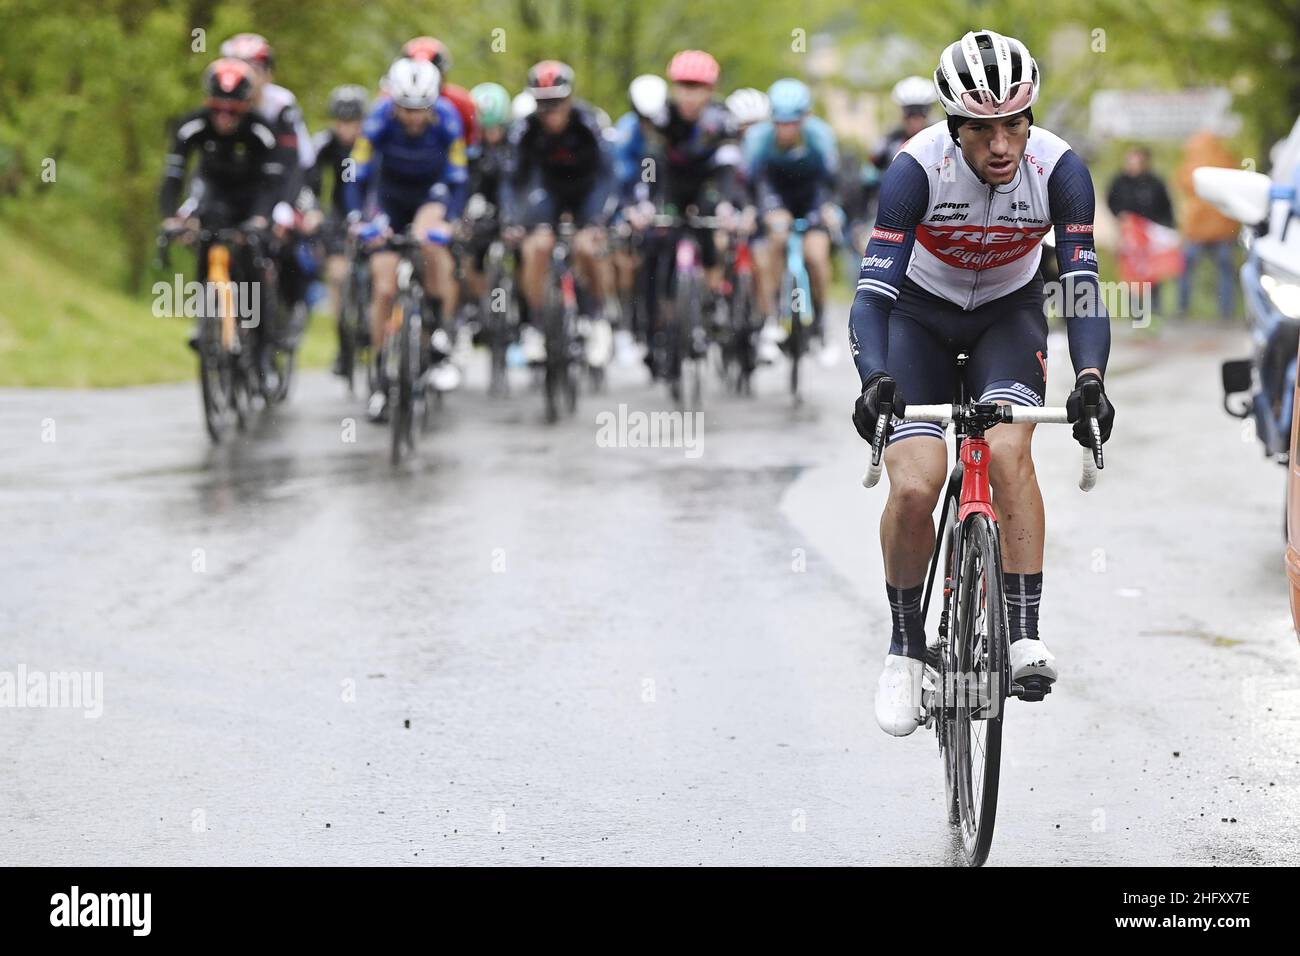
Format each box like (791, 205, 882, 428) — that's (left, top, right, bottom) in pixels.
(916, 223, 1050, 269)
(870, 227, 905, 243)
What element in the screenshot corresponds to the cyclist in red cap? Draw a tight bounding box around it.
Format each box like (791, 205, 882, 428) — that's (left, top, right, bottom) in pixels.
(401, 36, 480, 150)
(626, 50, 744, 377)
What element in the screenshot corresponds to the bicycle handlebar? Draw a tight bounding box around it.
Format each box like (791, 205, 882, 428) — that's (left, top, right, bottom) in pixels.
(861, 399, 1102, 493)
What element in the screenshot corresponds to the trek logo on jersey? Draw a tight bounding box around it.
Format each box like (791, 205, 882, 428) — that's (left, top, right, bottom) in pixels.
(870, 227, 905, 244)
(860, 254, 895, 271)
(1071, 247, 1098, 265)
(916, 223, 1051, 269)
(1065, 223, 1094, 234)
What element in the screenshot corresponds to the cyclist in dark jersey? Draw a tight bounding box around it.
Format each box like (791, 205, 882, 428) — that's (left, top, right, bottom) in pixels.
(160, 59, 282, 352)
(501, 61, 616, 335)
(308, 85, 369, 376)
(629, 50, 743, 375)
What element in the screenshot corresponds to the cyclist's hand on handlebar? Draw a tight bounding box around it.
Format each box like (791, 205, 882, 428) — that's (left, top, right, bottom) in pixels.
(1066, 371, 1114, 447)
(625, 201, 654, 231)
(853, 373, 906, 442)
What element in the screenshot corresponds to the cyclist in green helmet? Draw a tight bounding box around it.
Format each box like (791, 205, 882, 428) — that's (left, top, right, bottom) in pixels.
(463, 83, 514, 338)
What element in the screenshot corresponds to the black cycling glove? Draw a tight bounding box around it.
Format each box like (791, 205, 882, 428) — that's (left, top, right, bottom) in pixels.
(853, 373, 906, 442)
(1065, 372, 1114, 448)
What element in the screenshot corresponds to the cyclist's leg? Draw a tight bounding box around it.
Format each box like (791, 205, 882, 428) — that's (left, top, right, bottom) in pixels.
(370, 195, 418, 353)
(368, 251, 399, 354)
(761, 210, 790, 319)
(964, 279, 1051, 654)
(750, 231, 776, 320)
(573, 225, 611, 313)
(412, 201, 455, 321)
(880, 304, 953, 598)
(964, 280, 1049, 576)
(874, 289, 956, 735)
(802, 225, 832, 327)
(519, 190, 558, 315)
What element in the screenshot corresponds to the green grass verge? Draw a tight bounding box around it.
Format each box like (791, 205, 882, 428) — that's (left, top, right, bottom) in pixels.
(0, 223, 334, 388)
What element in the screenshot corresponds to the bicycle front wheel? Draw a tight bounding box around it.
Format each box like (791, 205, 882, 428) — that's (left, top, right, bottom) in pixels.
(951, 512, 1007, 866)
(389, 301, 419, 465)
(197, 318, 234, 443)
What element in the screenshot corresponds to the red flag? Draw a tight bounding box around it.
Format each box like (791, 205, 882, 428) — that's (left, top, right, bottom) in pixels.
(1118, 212, 1185, 284)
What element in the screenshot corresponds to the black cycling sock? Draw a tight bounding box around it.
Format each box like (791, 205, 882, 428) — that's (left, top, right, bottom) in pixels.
(1003, 571, 1042, 643)
(886, 583, 926, 660)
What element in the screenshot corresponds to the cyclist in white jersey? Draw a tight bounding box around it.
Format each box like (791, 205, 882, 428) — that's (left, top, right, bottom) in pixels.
(847, 30, 1115, 736)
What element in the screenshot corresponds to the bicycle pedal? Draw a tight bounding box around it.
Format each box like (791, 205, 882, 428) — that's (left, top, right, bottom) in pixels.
(1012, 675, 1053, 702)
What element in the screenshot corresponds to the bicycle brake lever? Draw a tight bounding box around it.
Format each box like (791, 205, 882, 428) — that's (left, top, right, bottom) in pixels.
(871, 379, 895, 468)
(1081, 381, 1104, 470)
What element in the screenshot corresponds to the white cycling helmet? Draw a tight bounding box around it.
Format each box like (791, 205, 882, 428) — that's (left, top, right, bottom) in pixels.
(725, 87, 771, 126)
(891, 75, 938, 109)
(934, 29, 1039, 119)
(511, 90, 537, 120)
(386, 57, 441, 109)
(629, 74, 669, 120)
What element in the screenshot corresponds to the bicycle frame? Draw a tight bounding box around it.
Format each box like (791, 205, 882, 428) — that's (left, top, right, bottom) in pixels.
(206, 244, 239, 352)
(783, 218, 812, 326)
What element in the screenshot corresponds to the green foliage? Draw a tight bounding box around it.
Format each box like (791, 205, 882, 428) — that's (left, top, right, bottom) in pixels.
(0, 0, 1295, 326)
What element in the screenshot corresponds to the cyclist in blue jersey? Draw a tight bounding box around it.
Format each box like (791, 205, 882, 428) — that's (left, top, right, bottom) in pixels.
(847, 30, 1116, 736)
(347, 57, 468, 421)
(743, 78, 840, 343)
(610, 74, 673, 359)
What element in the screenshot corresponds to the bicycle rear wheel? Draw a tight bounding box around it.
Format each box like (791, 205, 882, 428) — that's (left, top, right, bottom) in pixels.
(950, 513, 1007, 866)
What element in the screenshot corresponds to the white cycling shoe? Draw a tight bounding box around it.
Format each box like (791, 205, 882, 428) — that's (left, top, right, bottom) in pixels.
(1009, 638, 1058, 683)
(874, 654, 925, 737)
(426, 361, 461, 393)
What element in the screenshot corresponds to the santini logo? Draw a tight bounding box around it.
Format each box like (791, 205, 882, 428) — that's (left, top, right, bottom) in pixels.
(50, 886, 151, 936)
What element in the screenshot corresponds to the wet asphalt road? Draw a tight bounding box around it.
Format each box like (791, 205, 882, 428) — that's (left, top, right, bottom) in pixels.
(2, 323, 1299, 866)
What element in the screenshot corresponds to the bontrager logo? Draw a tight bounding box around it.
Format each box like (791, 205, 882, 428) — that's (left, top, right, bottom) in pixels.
(50, 886, 151, 936)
